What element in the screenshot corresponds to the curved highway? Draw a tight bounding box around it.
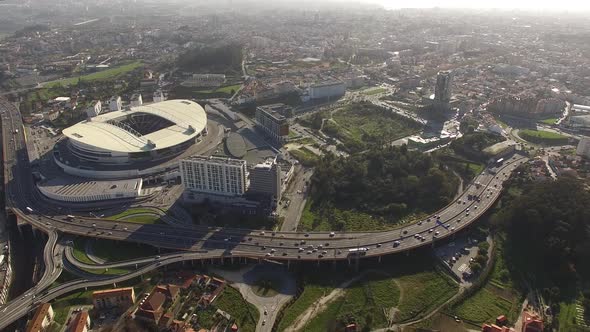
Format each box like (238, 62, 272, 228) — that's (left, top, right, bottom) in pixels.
(0, 97, 529, 328)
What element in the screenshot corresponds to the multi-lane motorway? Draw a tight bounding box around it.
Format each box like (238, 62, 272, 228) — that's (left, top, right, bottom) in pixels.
(0, 97, 529, 329)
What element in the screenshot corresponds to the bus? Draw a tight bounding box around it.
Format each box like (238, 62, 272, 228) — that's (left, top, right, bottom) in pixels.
(25, 207, 33, 213)
(66, 215, 75, 221)
(348, 248, 369, 256)
(496, 158, 504, 166)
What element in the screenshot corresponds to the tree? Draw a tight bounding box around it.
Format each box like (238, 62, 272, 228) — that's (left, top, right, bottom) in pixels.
(470, 262, 483, 274)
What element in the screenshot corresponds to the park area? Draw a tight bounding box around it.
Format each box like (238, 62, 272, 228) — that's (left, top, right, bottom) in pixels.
(276, 255, 458, 331)
(323, 102, 422, 152)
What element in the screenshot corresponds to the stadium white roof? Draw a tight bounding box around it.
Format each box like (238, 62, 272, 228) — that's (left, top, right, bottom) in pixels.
(63, 99, 207, 153)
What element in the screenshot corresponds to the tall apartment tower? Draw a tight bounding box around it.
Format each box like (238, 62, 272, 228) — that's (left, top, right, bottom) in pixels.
(434, 70, 453, 103)
(248, 160, 282, 200)
(179, 156, 247, 196)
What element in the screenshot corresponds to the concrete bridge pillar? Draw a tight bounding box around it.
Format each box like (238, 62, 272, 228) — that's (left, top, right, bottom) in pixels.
(378, 255, 382, 263)
(231, 257, 234, 264)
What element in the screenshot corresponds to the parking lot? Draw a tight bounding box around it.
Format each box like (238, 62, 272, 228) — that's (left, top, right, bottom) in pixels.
(435, 236, 490, 284)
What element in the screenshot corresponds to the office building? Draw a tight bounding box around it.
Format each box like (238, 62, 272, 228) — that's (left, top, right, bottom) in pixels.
(92, 287, 136, 310)
(249, 160, 282, 200)
(576, 137, 590, 158)
(130, 93, 143, 107)
(109, 96, 122, 112)
(309, 81, 345, 100)
(255, 106, 289, 145)
(180, 156, 247, 196)
(26, 303, 54, 332)
(86, 100, 101, 118)
(434, 70, 453, 103)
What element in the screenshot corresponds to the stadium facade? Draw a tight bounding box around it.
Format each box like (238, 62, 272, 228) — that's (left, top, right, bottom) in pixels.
(54, 99, 210, 179)
(61, 100, 207, 165)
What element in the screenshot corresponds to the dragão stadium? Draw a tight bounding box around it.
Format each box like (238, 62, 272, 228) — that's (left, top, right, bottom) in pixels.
(53, 99, 222, 179)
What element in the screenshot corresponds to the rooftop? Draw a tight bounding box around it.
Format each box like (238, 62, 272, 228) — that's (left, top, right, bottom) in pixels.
(62, 100, 207, 153)
(38, 177, 142, 198)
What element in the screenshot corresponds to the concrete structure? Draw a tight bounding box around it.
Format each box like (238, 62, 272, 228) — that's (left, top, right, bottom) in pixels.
(86, 100, 102, 118)
(248, 160, 282, 200)
(567, 115, 590, 130)
(61, 100, 207, 165)
(130, 93, 143, 107)
(576, 137, 590, 158)
(181, 74, 226, 88)
(180, 156, 247, 197)
(26, 303, 54, 332)
(68, 311, 90, 332)
(153, 90, 166, 103)
(434, 70, 452, 103)
(92, 287, 135, 310)
(38, 177, 142, 202)
(108, 96, 122, 112)
(255, 106, 289, 146)
(309, 81, 345, 100)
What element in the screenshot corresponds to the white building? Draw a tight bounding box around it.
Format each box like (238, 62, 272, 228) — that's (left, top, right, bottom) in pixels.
(576, 137, 590, 159)
(153, 90, 166, 103)
(86, 100, 102, 118)
(180, 156, 247, 196)
(309, 81, 345, 100)
(130, 93, 143, 107)
(109, 96, 122, 112)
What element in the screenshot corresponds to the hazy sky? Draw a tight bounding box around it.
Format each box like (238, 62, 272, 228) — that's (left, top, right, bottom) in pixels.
(369, 0, 590, 10)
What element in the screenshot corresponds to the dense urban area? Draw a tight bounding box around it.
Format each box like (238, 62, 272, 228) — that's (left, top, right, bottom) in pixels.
(0, 0, 589, 332)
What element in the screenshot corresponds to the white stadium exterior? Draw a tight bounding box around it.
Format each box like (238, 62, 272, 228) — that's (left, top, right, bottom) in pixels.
(61, 99, 207, 165)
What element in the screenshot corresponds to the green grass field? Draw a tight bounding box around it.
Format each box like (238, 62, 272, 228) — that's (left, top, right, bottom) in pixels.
(278, 257, 457, 331)
(71, 239, 134, 275)
(215, 287, 260, 332)
(327, 103, 421, 151)
(519, 129, 569, 145)
(106, 208, 163, 224)
(453, 287, 519, 326)
(277, 271, 356, 331)
(51, 289, 94, 324)
(195, 84, 242, 95)
(289, 147, 319, 167)
(394, 269, 459, 322)
(44, 61, 143, 88)
(303, 272, 401, 330)
(362, 87, 387, 96)
(539, 118, 558, 125)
